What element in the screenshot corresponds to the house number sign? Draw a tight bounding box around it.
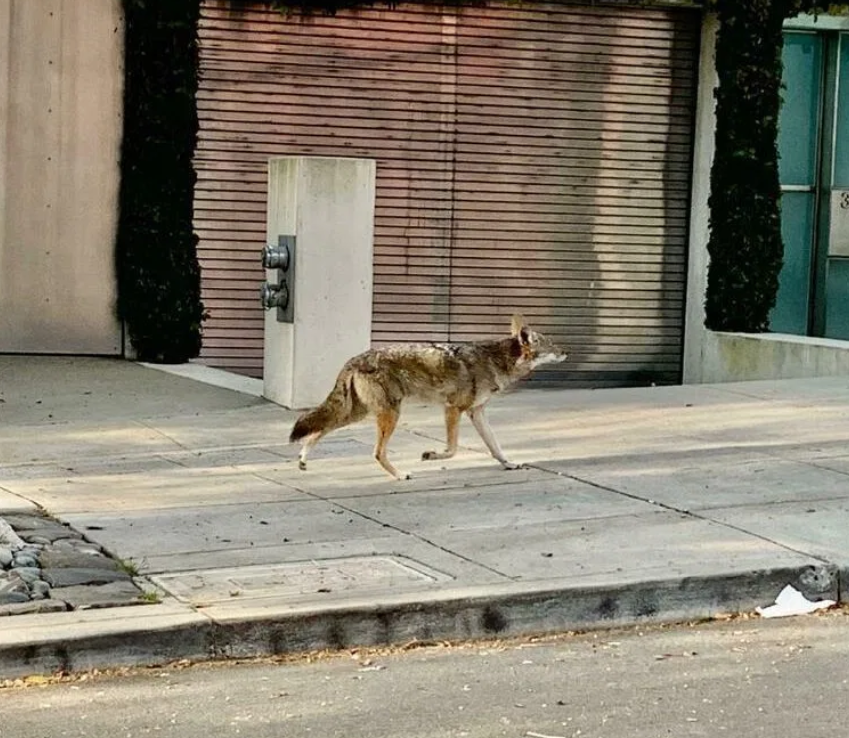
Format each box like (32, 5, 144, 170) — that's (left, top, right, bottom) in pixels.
(830, 190, 849, 257)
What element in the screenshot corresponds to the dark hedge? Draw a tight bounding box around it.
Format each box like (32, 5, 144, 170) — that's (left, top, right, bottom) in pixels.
(116, 0, 205, 363)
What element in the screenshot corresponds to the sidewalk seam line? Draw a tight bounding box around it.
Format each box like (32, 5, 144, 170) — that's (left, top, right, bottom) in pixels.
(533, 465, 837, 567)
(272, 479, 514, 581)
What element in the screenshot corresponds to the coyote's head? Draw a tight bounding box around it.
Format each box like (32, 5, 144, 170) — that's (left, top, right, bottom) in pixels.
(511, 314, 568, 369)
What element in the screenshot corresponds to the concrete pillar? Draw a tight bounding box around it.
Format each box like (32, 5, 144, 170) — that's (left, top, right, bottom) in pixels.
(263, 157, 376, 409)
(681, 14, 719, 384)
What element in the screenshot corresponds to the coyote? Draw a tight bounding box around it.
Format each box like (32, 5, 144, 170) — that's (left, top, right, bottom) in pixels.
(289, 314, 567, 480)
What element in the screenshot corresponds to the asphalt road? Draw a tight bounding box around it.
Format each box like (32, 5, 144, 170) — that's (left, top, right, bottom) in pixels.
(2, 612, 848, 738)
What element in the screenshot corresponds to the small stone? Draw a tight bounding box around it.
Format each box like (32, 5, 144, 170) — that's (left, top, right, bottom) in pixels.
(11, 567, 42, 584)
(0, 520, 25, 550)
(3, 514, 80, 540)
(0, 547, 13, 568)
(0, 514, 43, 531)
(52, 539, 101, 555)
(0, 574, 29, 596)
(12, 553, 39, 569)
(50, 581, 145, 610)
(21, 535, 53, 547)
(0, 591, 30, 605)
(0, 599, 67, 616)
(29, 580, 51, 599)
(42, 567, 131, 587)
(38, 550, 120, 571)
(20, 527, 82, 545)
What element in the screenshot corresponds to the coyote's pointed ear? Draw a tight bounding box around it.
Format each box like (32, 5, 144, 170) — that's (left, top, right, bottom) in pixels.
(511, 313, 530, 346)
(511, 313, 526, 338)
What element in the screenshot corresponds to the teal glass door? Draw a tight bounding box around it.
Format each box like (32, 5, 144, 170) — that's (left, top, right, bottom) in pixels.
(823, 33, 849, 338)
(774, 30, 849, 339)
(772, 32, 823, 334)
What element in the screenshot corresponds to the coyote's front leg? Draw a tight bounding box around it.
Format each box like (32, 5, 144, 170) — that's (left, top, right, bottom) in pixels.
(467, 405, 521, 470)
(422, 406, 461, 462)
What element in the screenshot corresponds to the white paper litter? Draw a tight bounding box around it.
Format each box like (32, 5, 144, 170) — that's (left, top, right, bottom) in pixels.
(755, 585, 836, 619)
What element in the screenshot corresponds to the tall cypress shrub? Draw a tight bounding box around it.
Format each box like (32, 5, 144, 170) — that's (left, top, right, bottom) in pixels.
(117, 0, 205, 363)
(705, 0, 789, 332)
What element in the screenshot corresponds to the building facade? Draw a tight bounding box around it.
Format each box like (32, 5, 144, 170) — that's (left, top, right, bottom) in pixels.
(4, 2, 841, 387)
(193, 0, 701, 387)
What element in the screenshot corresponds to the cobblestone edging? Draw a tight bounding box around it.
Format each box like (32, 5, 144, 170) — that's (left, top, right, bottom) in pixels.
(0, 513, 148, 616)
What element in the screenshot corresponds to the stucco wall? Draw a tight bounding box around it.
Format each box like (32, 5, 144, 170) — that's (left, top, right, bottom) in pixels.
(0, 0, 123, 354)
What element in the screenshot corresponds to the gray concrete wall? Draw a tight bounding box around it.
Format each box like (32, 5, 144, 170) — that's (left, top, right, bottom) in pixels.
(0, 0, 123, 354)
(696, 331, 849, 383)
(682, 13, 718, 384)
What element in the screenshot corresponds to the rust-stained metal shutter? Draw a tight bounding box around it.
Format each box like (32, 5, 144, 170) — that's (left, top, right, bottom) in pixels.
(195, 1, 698, 386)
(448, 5, 698, 385)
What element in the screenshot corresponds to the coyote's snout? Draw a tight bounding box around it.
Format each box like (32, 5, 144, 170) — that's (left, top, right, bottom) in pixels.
(289, 314, 567, 480)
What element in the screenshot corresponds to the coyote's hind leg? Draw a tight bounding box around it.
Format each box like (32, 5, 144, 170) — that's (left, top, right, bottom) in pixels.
(297, 432, 325, 471)
(374, 407, 409, 480)
(422, 405, 461, 462)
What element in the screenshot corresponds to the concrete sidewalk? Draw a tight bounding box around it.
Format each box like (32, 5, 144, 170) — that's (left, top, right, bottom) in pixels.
(1, 356, 848, 677)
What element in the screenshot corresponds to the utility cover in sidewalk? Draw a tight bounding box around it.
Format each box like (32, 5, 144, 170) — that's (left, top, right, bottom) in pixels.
(151, 556, 451, 606)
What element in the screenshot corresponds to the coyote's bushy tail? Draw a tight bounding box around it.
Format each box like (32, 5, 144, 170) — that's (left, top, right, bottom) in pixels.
(289, 369, 364, 442)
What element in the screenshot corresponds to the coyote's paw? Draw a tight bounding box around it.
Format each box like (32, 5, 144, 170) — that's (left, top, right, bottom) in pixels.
(298, 460, 307, 471)
(500, 461, 523, 471)
(422, 449, 455, 462)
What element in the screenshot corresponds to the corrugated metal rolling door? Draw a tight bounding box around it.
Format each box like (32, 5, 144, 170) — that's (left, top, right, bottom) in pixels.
(194, 1, 698, 385)
(449, 5, 698, 385)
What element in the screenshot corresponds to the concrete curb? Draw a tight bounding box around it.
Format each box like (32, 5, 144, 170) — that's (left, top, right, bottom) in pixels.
(1, 564, 839, 678)
(2, 621, 214, 679)
(210, 564, 840, 657)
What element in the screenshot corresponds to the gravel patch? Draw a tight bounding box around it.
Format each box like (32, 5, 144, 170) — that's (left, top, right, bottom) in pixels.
(0, 512, 150, 616)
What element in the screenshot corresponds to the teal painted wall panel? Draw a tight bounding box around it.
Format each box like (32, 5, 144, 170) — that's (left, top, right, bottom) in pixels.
(825, 259, 849, 338)
(773, 32, 822, 334)
(771, 192, 815, 334)
(824, 35, 849, 339)
(833, 35, 849, 187)
(778, 33, 821, 185)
